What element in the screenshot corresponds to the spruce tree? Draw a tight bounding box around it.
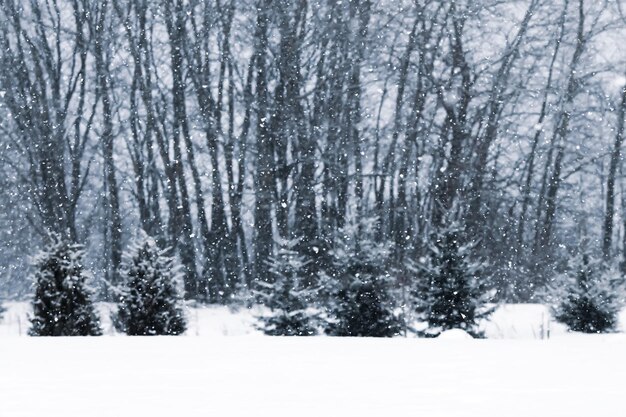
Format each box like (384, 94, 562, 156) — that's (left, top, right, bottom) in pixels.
(114, 233, 186, 336)
(255, 238, 318, 336)
(413, 224, 494, 338)
(548, 254, 620, 333)
(29, 235, 102, 336)
(324, 218, 403, 337)
(324, 273, 402, 337)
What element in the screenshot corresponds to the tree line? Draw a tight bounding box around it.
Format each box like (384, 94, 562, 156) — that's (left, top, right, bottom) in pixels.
(1, 0, 626, 303)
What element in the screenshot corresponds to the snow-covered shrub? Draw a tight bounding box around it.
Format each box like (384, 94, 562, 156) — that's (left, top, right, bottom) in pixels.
(255, 238, 318, 336)
(114, 233, 186, 336)
(547, 254, 621, 333)
(29, 234, 102, 336)
(412, 223, 494, 338)
(323, 218, 403, 337)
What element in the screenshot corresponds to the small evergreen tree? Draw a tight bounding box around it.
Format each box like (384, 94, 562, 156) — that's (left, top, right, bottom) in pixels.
(413, 224, 494, 338)
(548, 254, 620, 333)
(255, 238, 318, 336)
(114, 233, 186, 336)
(324, 273, 402, 337)
(324, 218, 403, 337)
(29, 235, 102, 336)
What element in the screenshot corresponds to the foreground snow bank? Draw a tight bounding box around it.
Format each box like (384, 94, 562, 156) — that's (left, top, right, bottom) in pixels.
(1, 336, 625, 417)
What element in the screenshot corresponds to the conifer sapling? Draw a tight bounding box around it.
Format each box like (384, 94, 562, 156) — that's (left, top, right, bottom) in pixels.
(548, 253, 620, 333)
(255, 238, 318, 336)
(324, 218, 403, 337)
(413, 224, 494, 338)
(29, 234, 102, 336)
(114, 233, 187, 335)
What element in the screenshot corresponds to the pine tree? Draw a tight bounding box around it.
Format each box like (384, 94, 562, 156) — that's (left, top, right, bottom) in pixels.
(324, 218, 403, 337)
(548, 254, 621, 333)
(29, 235, 102, 336)
(114, 233, 186, 336)
(324, 274, 403, 337)
(255, 238, 318, 336)
(413, 224, 494, 338)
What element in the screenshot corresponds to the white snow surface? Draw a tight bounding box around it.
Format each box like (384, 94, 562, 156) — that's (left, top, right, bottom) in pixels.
(4, 301, 626, 338)
(1, 302, 626, 416)
(437, 328, 474, 339)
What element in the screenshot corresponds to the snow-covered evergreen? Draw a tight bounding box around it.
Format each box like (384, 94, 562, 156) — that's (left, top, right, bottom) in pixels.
(547, 254, 621, 333)
(412, 223, 494, 338)
(29, 235, 102, 336)
(324, 218, 403, 337)
(255, 238, 318, 336)
(114, 233, 186, 336)
(324, 275, 403, 337)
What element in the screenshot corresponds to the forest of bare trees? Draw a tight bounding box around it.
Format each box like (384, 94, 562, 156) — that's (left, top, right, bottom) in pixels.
(1, 0, 626, 303)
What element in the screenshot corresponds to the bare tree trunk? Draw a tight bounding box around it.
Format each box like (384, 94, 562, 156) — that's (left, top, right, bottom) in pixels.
(536, 0, 585, 252)
(163, 0, 199, 298)
(602, 83, 626, 258)
(517, 5, 566, 250)
(92, 0, 123, 290)
(467, 0, 537, 234)
(0, 0, 77, 240)
(253, 0, 274, 282)
(377, 11, 419, 237)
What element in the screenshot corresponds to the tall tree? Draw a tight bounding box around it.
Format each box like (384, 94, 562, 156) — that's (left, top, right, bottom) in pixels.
(253, 0, 274, 283)
(161, 0, 200, 298)
(90, 0, 123, 290)
(602, 82, 626, 258)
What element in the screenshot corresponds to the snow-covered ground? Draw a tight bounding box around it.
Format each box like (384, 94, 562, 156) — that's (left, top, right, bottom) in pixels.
(3, 301, 626, 338)
(1, 302, 626, 416)
(1, 332, 626, 416)
(0, 301, 263, 337)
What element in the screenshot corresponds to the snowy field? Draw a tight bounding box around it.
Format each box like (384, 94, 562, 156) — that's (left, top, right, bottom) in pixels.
(3, 301, 626, 338)
(2, 303, 626, 416)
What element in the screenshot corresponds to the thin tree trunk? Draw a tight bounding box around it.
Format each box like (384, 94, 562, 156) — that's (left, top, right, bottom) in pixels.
(602, 83, 626, 258)
(93, 0, 122, 289)
(253, 0, 274, 282)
